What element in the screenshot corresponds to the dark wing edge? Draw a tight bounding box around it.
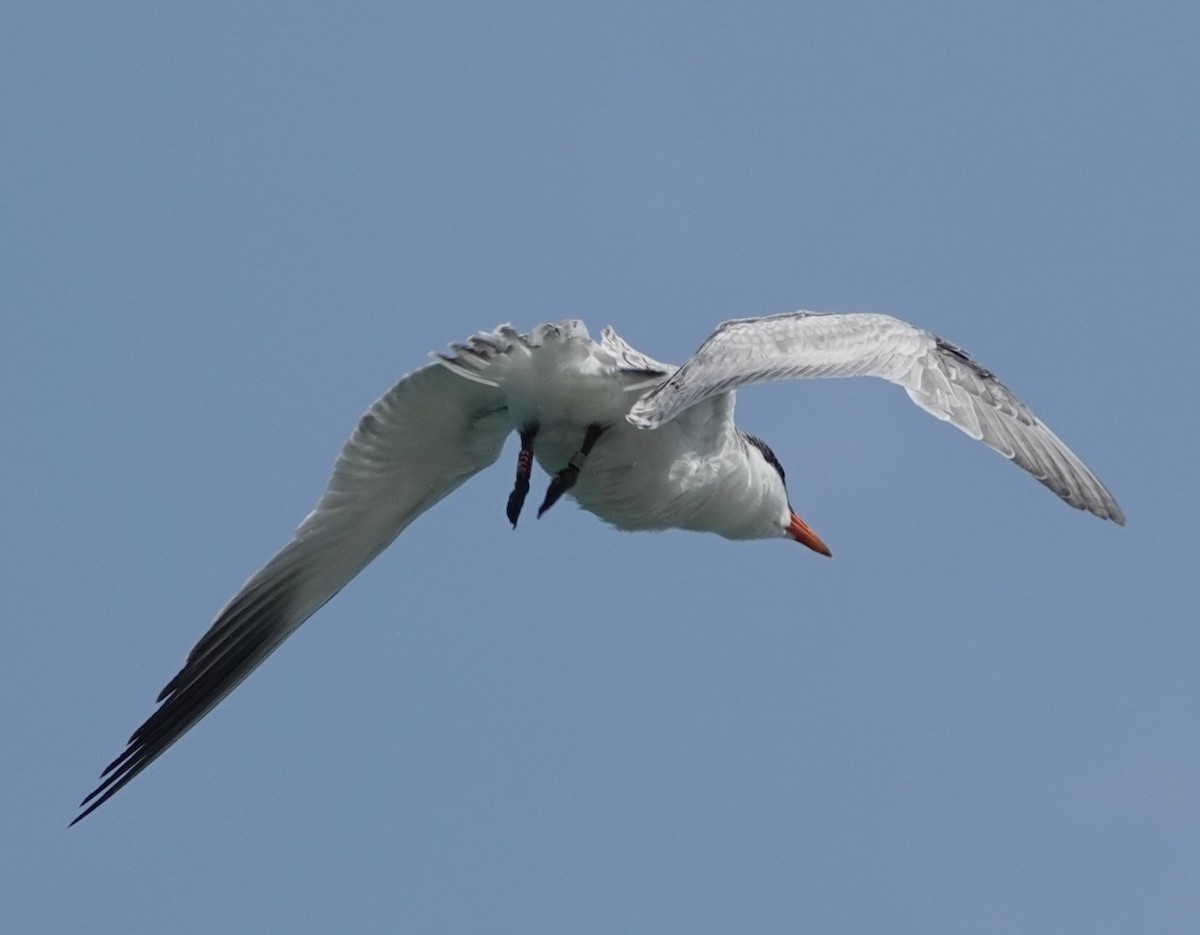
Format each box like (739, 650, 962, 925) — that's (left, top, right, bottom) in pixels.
(906, 336, 1125, 524)
(72, 363, 509, 824)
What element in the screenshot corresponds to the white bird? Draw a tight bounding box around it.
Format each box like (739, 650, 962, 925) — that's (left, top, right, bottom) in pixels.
(73, 311, 1123, 823)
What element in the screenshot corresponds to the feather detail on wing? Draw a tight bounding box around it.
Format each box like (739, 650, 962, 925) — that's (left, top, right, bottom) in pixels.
(627, 311, 1123, 523)
(72, 364, 509, 824)
(598, 325, 676, 388)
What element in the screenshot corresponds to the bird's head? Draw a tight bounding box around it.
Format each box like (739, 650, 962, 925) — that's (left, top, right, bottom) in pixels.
(743, 433, 832, 557)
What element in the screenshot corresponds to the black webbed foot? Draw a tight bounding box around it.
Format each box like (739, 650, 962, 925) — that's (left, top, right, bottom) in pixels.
(537, 423, 606, 519)
(536, 463, 580, 518)
(506, 427, 537, 528)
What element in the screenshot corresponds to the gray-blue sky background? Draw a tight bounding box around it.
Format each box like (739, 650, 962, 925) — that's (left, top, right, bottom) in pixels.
(5, 2, 1196, 932)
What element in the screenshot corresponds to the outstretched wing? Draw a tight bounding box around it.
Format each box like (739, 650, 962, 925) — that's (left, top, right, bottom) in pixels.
(73, 363, 510, 824)
(627, 311, 1123, 523)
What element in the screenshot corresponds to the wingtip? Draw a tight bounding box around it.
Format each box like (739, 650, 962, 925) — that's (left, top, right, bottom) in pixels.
(624, 409, 659, 430)
(69, 795, 102, 827)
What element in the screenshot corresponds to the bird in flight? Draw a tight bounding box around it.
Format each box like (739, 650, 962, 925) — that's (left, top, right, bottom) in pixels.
(72, 311, 1123, 824)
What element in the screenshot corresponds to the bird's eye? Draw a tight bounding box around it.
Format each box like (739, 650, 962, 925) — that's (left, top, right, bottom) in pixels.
(743, 432, 786, 484)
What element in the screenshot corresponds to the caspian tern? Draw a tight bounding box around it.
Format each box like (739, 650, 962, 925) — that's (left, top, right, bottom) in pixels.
(72, 311, 1123, 823)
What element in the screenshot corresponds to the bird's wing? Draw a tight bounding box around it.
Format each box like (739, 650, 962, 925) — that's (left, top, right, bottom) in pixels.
(627, 311, 1124, 523)
(598, 325, 677, 382)
(73, 363, 510, 823)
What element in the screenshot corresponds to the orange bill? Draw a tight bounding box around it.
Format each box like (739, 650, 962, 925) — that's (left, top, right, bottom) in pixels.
(787, 511, 832, 557)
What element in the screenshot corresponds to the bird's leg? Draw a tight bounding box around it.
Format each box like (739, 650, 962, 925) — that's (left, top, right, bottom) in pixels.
(538, 423, 607, 519)
(506, 425, 538, 528)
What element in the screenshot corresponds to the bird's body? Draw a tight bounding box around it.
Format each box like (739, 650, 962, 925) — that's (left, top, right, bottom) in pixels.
(73, 311, 1124, 824)
(442, 320, 787, 538)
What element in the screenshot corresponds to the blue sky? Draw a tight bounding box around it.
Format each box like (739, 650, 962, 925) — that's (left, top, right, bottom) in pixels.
(4, 2, 1197, 932)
